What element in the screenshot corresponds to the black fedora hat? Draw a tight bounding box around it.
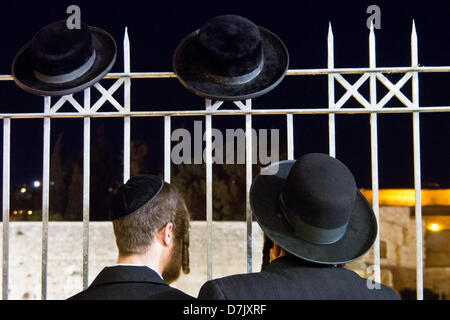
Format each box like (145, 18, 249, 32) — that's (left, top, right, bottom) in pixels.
(173, 15, 289, 101)
(12, 20, 117, 96)
(250, 153, 377, 265)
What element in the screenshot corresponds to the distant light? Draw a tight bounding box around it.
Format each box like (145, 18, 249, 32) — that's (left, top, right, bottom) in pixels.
(27, 210, 33, 215)
(430, 224, 440, 232)
(20, 187, 27, 193)
(33, 181, 41, 188)
(19, 210, 23, 214)
(12, 210, 17, 215)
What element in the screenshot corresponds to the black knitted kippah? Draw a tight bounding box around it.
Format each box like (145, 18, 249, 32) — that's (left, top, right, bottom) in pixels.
(110, 175, 164, 220)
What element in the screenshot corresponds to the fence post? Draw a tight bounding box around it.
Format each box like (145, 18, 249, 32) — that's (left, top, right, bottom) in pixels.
(41, 97, 51, 299)
(123, 27, 131, 183)
(327, 23, 336, 158)
(411, 20, 423, 301)
(205, 99, 213, 280)
(2, 117, 11, 300)
(82, 89, 91, 290)
(369, 21, 381, 286)
(245, 99, 252, 273)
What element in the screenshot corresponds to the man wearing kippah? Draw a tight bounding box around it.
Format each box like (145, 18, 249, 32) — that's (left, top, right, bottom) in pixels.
(69, 175, 194, 300)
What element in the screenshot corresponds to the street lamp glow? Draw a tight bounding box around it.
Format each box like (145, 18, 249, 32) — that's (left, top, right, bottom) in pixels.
(27, 210, 33, 215)
(33, 181, 41, 188)
(429, 223, 440, 232)
(20, 187, 26, 193)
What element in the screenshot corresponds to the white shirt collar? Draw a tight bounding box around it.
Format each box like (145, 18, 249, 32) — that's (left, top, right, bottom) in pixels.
(113, 263, 163, 280)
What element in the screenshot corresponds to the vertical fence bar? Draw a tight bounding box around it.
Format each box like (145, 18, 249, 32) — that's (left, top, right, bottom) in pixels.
(164, 116, 171, 183)
(41, 97, 51, 299)
(205, 99, 213, 280)
(411, 21, 423, 300)
(369, 22, 381, 285)
(2, 117, 10, 300)
(82, 117, 90, 290)
(245, 99, 252, 273)
(327, 23, 336, 157)
(82, 88, 91, 290)
(123, 27, 131, 183)
(123, 116, 131, 183)
(286, 113, 294, 160)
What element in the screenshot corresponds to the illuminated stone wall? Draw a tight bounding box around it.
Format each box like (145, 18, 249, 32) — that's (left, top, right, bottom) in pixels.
(0, 221, 263, 299)
(346, 206, 425, 295)
(425, 230, 450, 267)
(1, 208, 449, 300)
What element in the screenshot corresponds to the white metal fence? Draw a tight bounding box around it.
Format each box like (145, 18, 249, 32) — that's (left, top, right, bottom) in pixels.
(1, 22, 450, 300)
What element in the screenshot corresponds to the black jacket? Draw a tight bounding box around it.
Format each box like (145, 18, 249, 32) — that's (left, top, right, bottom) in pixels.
(198, 255, 400, 300)
(68, 265, 194, 300)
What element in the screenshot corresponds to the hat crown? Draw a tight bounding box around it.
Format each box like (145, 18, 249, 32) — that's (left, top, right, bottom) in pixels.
(282, 154, 357, 232)
(199, 15, 261, 60)
(30, 20, 93, 76)
(198, 15, 263, 78)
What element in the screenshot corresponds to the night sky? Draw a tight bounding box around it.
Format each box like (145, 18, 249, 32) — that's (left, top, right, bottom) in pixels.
(0, 0, 449, 195)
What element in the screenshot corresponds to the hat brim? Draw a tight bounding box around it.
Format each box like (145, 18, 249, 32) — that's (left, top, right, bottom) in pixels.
(173, 27, 289, 101)
(250, 160, 378, 265)
(12, 26, 117, 97)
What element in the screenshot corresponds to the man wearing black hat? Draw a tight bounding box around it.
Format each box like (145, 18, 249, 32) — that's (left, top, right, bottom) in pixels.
(69, 175, 194, 300)
(198, 153, 400, 300)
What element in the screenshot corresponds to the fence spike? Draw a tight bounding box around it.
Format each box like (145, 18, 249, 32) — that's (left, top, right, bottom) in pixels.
(327, 22, 334, 67)
(124, 26, 129, 44)
(327, 22, 333, 40)
(369, 20, 375, 39)
(124, 27, 130, 74)
(411, 20, 418, 66)
(369, 19, 376, 69)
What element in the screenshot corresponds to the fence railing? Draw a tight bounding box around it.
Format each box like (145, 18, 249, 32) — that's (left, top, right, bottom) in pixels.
(1, 21, 450, 300)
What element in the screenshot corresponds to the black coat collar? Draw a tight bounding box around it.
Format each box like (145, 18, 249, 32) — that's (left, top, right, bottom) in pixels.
(262, 255, 341, 273)
(90, 265, 168, 288)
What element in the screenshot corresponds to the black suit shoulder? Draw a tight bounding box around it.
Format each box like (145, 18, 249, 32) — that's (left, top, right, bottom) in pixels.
(69, 282, 194, 300)
(197, 279, 226, 300)
(198, 257, 400, 300)
(68, 266, 194, 300)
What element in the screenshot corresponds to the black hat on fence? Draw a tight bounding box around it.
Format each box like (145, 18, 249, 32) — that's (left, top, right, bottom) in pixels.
(173, 15, 289, 101)
(12, 20, 117, 96)
(250, 153, 378, 265)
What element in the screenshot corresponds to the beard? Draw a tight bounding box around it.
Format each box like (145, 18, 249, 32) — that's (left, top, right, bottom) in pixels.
(161, 238, 183, 284)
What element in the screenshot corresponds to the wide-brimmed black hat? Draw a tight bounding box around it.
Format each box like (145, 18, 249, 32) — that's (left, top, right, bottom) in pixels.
(250, 153, 377, 265)
(12, 20, 117, 96)
(173, 15, 289, 101)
